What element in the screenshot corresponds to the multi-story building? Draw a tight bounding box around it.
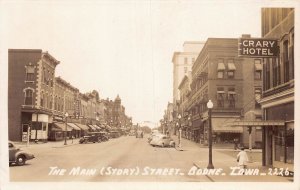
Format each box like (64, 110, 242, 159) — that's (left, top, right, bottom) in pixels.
(186, 38, 262, 145)
(172, 41, 205, 105)
(8, 49, 60, 141)
(260, 8, 294, 171)
(178, 72, 192, 139)
(8, 49, 133, 141)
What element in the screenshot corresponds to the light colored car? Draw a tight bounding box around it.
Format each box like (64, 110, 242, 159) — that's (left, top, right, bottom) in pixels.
(147, 133, 163, 143)
(150, 135, 175, 147)
(9, 141, 35, 166)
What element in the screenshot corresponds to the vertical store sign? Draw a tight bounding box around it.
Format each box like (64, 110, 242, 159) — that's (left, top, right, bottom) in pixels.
(238, 38, 279, 57)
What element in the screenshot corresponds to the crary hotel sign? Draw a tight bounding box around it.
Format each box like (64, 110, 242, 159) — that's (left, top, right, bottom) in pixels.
(238, 38, 279, 57)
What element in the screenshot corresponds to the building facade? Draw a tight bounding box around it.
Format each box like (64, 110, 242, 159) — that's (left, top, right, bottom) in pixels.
(184, 38, 262, 146)
(260, 8, 294, 171)
(8, 49, 133, 141)
(8, 49, 60, 141)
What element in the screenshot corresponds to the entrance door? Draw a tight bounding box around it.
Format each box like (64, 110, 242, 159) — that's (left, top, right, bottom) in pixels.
(22, 124, 30, 142)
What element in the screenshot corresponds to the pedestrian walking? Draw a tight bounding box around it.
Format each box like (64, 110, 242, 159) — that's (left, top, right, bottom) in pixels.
(234, 138, 239, 150)
(236, 147, 249, 174)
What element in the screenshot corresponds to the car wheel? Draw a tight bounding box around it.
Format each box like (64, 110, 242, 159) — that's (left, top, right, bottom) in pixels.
(16, 155, 26, 166)
(161, 143, 164, 148)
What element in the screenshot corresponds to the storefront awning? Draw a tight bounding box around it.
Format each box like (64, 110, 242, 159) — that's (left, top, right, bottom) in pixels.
(93, 125, 101, 130)
(212, 118, 243, 133)
(74, 123, 89, 130)
(88, 125, 97, 130)
(217, 62, 225, 70)
(67, 123, 81, 131)
(228, 120, 285, 126)
(228, 62, 236, 70)
(54, 122, 73, 131)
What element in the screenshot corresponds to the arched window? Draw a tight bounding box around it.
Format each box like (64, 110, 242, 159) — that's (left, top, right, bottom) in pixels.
(40, 92, 44, 107)
(24, 89, 33, 105)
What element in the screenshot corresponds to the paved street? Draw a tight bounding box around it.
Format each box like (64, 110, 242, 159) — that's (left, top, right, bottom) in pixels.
(10, 135, 293, 182)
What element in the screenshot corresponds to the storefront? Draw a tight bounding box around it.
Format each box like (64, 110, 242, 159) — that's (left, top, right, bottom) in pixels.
(211, 118, 243, 143)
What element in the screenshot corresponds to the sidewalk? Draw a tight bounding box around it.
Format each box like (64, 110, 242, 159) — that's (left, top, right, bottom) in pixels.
(13, 138, 80, 149)
(172, 135, 293, 182)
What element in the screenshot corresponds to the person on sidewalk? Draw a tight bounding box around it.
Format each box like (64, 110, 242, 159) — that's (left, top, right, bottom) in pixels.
(236, 147, 249, 174)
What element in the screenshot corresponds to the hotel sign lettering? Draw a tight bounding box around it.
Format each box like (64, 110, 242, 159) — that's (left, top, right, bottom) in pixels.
(238, 38, 278, 57)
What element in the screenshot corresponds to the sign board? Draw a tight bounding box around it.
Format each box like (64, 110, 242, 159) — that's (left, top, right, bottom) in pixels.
(238, 38, 279, 57)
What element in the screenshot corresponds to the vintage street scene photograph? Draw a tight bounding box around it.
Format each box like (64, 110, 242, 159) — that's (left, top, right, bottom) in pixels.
(0, 1, 298, 190)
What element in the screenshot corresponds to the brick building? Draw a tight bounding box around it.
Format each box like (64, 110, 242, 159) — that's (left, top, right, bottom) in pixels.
(183, 38, 262, 146)
(8, 49, 59, 141)
(260, 8, 294, 171)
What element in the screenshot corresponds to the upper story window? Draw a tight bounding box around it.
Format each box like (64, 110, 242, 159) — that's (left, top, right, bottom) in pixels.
(217, 59, 225, 79)
(184, 67, 187, 73)
(283, 40, 289, 83)
(24, 89, 33, 105)
(192, 58, 195, 64)
(217, 87, 225, 108)
(184, 57, 188, 64)
(40, 92, 44, 107)
(254, 59, 262, 80)
(227, 60, 236, 79)
(290, 31, 294, 80)
(228, 87, 236, 108)
(255, 88, 262, 109)
(25, 64, 35, 81)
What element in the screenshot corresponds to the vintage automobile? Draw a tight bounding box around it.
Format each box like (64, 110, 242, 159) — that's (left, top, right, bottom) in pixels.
(150, 135, 175, 147)
(9, 141, 35, 166)
(109, 131, 121, 138)
(79, 132, 108, 144)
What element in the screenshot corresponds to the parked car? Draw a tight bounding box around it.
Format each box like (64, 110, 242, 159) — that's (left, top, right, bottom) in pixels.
(109, 131, 121, 138)
(148, 133, 163, 143)
(150, 135, 175, 147)
(9, 141, 34, 166)
(79, 132, 107, 144)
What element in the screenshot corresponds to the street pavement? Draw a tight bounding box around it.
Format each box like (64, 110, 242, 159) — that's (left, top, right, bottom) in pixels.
(9, 135, 293, 182)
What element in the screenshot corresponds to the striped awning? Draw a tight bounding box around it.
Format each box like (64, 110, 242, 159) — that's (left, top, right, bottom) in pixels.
(54, 122, 73, 131)
(88, 125, 97, 130)
(67, 123, 81, 131)
(74, 123, 89, 130)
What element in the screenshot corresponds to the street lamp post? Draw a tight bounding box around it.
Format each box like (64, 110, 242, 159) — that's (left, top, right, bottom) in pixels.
(178, 114, 182, 148)
(207, 100, 214, 169)
(64, 112, 69, 145)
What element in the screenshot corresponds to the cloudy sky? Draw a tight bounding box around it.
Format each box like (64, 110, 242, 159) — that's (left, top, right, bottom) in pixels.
(2, 0, 282, 124)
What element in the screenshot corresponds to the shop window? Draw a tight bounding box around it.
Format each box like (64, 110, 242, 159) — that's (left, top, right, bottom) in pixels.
(274, 126, 285, 162)
(24, 89, 33, 105)
(25, 65, 35, 81)
(286, 123, 294, 164)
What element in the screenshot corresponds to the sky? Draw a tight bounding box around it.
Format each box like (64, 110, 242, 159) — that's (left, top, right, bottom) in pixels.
(1, 0, 270, 124)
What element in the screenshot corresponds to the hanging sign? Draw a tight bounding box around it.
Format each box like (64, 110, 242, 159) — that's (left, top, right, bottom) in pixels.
(238, 38, 279, 57)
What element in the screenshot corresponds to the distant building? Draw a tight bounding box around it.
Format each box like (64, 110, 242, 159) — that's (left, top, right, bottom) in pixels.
(260, 8, 294, 171)
(172, 41, 205, 108)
